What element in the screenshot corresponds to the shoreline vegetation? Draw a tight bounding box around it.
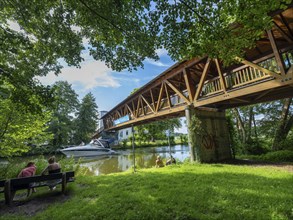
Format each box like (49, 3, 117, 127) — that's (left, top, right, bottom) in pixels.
(113, 138, 188, 149)
(0, 161, 292, 220)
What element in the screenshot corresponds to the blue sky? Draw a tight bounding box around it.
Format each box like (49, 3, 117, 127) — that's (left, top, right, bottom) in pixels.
(8, 19, 187, 133)
(38, 48, 188, 134)
(39, 48, 174, 111)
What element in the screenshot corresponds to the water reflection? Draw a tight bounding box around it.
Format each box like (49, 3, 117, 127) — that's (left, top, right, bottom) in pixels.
(0, 145, 190, 176)
(79, 145, 189, 175)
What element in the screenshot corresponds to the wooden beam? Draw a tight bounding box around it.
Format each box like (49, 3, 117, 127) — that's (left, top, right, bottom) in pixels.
(115, 110, 121, 118)
(141, 94, 155, 113)
(183, 68, 196, 102)
(168, 79, 186, 86)
(267, 29, 286, 76)
(132, 101, 137, 118)
(104, 105, 187, 131)
(194, 58, 212, 101)
(136, 97, 141, 117)
(232, 98, 250, 103)
(126, 104, 136, 119)
(215, 58, 227, 92)
(279, 13, 293, 38)
(165, 79, 191, 104)
(164, 82, 172, 109)
(235, 57, 282, 79)
(140, 97, 145, 116)
(194, 78, 293, 107)
(156, 83, 164, 112)
(273, 21, 293, 43)
(254, 89, 273, 101)
(150, 89, 155, 109)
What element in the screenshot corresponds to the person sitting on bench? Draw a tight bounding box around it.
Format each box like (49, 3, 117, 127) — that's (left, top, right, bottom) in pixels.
(18, 162, 37, 196)
(41, 156, 61, 190)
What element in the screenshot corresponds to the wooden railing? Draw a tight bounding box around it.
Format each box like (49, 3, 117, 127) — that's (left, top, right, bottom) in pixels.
(200, 57, 284, 98)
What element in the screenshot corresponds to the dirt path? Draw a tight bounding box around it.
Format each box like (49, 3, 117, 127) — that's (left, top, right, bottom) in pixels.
(224, 159, 293, 172)
(0, 191, 71, 217)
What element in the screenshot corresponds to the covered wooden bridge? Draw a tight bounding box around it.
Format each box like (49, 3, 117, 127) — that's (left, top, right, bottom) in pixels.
(95, 6, 293, 162)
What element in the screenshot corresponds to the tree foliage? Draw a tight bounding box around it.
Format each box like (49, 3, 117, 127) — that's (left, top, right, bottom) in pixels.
(1, 0, 290, 84)
(150, 0, 291, 65)
(135, 118, 182, 142)
(74, 92, 99, 144)
(229, 98, 293, 155)
(47, 81, 79, 148)
(0, 83, 52, 157)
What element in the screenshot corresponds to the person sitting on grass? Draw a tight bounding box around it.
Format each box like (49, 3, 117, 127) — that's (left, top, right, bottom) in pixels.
(18, 162, 37, 196)
(41, 156, 61, 191)
(155, 155, 164, 168)
(166, 156, 176, 166)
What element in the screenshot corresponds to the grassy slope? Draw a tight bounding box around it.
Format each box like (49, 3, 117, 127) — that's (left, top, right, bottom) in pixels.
(1, 163, 293, 220)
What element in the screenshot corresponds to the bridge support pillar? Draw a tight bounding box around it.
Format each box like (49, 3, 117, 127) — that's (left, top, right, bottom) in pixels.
(185, 106, 232, 163)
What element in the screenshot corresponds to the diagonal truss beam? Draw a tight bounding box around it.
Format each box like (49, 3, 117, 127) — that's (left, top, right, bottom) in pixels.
(215, 58, 227, 92)
(141, 94, 155, 113)
(165, 79, 191, 104)
(235, 57, 283, 79)
(126, 104, 136, 119)
(183, 68, 196, 102)
(156, 83, 164, 112)
(267, 29, 286, 76)
(194, 58, 212, 101)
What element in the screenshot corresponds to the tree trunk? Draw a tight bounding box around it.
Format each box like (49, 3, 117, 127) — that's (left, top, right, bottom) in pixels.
(272, 98, 293, 150)
(253, 111, 258, 139)
(234, 108, 246, 144)
(247, 107, 253, 142)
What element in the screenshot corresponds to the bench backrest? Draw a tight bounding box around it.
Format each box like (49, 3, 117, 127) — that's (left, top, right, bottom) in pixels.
(0, 180, 5, 187)
(9, 171, 74, 186)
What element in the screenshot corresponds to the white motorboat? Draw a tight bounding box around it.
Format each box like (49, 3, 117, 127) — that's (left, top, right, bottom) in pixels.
(60, 139, 116, 157)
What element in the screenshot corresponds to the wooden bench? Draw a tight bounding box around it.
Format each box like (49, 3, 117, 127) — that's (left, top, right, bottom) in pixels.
(0, 180, 5, 193)
(2, 171, 74, 205)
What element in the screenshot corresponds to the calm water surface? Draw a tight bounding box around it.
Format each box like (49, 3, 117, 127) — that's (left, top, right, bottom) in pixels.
(1, 145, 190, 176)
(79, 144, 190, 175)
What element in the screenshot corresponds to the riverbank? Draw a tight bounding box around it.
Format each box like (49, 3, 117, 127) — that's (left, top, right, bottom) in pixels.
(0, 162, 292, 220)
(113, 138, 188, 149)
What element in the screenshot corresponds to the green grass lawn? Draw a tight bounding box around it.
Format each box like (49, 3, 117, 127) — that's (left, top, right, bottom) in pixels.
(1, 163, 292, 220)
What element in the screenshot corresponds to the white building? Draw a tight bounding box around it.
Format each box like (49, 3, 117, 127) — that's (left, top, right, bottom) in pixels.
(118, 127, 133, 141)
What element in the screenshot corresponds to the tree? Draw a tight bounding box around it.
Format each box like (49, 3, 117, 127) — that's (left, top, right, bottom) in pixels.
(0, 83, 52, 157)
(2, 1, 290, 93)
(135, 118, 181, 142)
(271, 98, 293, 150)
(74, 93, 99, 144)
(150, 0, 291, 65)
(47, 81, 79, 148)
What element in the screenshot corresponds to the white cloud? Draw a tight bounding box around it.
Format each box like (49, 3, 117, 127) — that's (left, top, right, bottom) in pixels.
(145, 58, 169, 67)
(155, 48, 168, 56)
(38, 60, 121, 89)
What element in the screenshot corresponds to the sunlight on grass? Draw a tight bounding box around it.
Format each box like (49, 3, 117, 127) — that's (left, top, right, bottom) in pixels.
(0, 163, 292, 220)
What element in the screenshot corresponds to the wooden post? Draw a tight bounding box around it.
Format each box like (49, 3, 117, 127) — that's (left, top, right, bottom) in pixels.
(4, 180, 12, 206)
(62, 172, 67, 194)
(132, 125, 136, 173)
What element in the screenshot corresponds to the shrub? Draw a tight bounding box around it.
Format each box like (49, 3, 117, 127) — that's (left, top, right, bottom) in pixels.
(259, 150, 293, 162)
(0, 156, 79, 179)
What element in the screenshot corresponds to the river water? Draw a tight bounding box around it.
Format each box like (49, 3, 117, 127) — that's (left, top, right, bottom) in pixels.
(78, 144, 190, 175)
(0, 145, 190, 176)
